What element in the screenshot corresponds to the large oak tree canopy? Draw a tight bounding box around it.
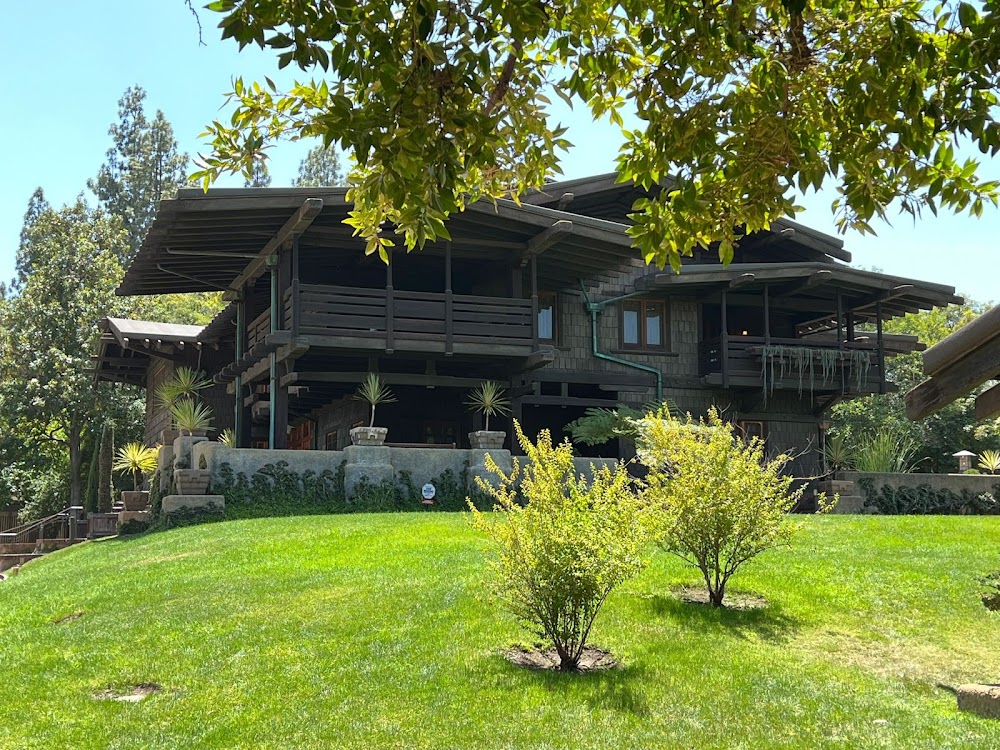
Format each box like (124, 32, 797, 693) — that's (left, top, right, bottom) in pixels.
(194, 0, 1000, 269)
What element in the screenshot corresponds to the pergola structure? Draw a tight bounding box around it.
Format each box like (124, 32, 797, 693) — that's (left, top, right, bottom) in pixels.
(906, 304, 1000, 421)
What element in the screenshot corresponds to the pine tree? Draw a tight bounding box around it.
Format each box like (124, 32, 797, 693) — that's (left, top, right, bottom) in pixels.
(292, 145, 344, 187)
(245, 158, 272, 188)
(89, 86, 188, 264)
(10, 188, 49, 292)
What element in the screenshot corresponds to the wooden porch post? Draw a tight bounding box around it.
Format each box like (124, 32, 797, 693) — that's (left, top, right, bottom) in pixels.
(290, 237, 301, 339)
(268, 252, 290, 449)
(836, 289, 845, 393)
(385, 252, 395, 354)
(234, 286, 248, 448)
(763, 283, 771, 346)
(530, 256, 539, 346)
(721, 290, 730, 388)
(876, 300, 886, 394)
(445, 241, 453, 356)
(846, 311, 855, 343)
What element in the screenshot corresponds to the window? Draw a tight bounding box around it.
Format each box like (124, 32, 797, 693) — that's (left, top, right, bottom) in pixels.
(538, 291, 558, 343)
(736, 420, 766, 442)
(325, 430, 339, 451)
(621, 300, 668, 351)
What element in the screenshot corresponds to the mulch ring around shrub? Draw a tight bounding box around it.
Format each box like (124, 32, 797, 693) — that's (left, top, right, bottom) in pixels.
(502, 646, 618, 672)
(672, 585, 768, 610)
(92, 683, 162, 703)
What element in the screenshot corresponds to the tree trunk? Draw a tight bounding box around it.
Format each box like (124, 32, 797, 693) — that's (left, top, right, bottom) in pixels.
(68, 423, 83, 509)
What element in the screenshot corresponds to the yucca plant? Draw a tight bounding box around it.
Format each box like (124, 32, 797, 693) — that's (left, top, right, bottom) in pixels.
(853, 431, 920, 474)
(218, 428, 236, 447)
(822, 433, 854, 473)
(978, 449, 1000, 475)
(156, 367, 212, 408)
(354, 373, 396, 427)
(170, 398, 214, 437)
(466, 381, 512, 432)
(112, 443, 159, 491)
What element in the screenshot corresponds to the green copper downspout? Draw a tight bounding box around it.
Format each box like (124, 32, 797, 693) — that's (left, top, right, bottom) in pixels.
(580, 281, 663, 403)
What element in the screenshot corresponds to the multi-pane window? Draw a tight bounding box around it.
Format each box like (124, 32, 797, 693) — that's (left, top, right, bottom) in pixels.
(538, 291, 558, 343)
(621, 300, 668, 351)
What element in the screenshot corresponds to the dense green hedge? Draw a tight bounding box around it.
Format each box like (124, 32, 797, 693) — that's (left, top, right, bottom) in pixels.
(858, 478, 1000, 515)
(212, 461, 492, 520)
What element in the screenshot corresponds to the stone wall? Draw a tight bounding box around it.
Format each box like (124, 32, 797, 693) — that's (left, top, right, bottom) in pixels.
(192, 442, 620, 501)
(842, 471, 1000, 495)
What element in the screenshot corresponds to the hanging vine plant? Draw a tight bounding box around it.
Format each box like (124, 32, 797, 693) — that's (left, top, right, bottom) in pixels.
(760, 346, 872, 403)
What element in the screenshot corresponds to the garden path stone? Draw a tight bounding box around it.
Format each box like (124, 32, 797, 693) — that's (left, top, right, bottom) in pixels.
(956, 684, 1000, 719)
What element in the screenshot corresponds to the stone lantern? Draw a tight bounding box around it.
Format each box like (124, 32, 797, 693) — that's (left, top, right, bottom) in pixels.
(953, 450, 976, 473)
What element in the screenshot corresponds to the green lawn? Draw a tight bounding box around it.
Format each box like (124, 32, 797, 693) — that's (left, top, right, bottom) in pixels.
(1, 514, 998, 749)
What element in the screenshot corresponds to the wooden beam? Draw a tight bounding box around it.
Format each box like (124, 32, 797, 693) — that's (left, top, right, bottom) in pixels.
(729, 272, 756, 289)
(520, 220, 573, 267)
(976, 381, 1000, 421)
(283, 371, 489, 389)
(773, 269, 833, 297)
(796, 285, 916, 334)
(922, 304, 1000, 378)
(223, 198, 323, 300)
(906, 339, 1000, 420)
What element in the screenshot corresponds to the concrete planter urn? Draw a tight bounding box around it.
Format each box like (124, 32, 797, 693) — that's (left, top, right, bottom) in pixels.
(160, 428, 180, 444)
(120, 491, 149, 511)
(174, 469, 211, 495)
(469, 430, 506, 450)
(350, 426, 388, 446)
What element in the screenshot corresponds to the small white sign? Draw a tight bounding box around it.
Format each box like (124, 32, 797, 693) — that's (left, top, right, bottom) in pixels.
(421, 483, 436, 501)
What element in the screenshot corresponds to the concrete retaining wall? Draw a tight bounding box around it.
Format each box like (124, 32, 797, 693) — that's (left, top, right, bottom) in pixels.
(842, 471, 1000, 495)
(192, 442, 620, 501)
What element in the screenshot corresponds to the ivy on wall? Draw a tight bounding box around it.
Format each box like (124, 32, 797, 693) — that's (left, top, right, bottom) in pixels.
(212, 461, 493, 520)
(858, 478, 1000, 515)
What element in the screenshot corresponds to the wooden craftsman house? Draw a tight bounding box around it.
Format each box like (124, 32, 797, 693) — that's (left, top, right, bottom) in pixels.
(94, 174, 962, 476)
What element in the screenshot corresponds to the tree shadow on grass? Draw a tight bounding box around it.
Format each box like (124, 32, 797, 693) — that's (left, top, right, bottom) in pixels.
(516, 659, 654, 717)
(643, 588, 801, 645)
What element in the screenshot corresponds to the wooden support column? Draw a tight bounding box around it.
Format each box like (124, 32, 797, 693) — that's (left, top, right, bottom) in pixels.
(290, 237, 301, 339)
(763, 284, 771, 346)
(445, 242, 453, 356)
(234, 286, 251, 448)
(837, 289, 845, 393)
(721, 290, 730, 388)
(846, 311, 856, 343)
(385, 253, 395, 354)
(530, 256, 539, 347)
(876, 301, 886, 394)
(269, 251, 291, 450)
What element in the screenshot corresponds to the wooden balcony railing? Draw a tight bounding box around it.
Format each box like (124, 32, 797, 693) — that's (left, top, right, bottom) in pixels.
(699, 336, 885, 393)
(280, 284, 535, 355)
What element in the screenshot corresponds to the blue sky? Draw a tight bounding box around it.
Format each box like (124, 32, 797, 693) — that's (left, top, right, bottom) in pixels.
(1, 0, 997, 303)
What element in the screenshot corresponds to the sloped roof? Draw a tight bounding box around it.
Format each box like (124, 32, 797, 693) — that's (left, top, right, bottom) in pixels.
(524, 173, 851, 264)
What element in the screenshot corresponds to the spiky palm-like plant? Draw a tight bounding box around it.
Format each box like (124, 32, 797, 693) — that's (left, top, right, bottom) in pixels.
(113, 443, 159, 491)
(156, 367, 212, 408)
(355, 373, 396, 427)
(466, 381, 512, 432)
(218, 428, 236, 447)
(979, 449, 1000, 475)
(170, 398, 214, 437)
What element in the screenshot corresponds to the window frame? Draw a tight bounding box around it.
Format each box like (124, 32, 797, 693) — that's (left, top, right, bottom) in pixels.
(620, 299, 669, 352)
(537, 290, 559, 344)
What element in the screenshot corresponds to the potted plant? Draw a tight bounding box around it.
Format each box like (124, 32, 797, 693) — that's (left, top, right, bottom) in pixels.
(174, 454, 212, 495)
(466, 380, 511, 450)
(350, 373, 396, 445)
(170, 398, 214, 438)
(156, 367, 212, 442)
(113, 442, 158, 510)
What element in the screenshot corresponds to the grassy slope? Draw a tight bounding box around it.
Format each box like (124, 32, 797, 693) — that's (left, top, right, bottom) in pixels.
(0, 515, 998, 750)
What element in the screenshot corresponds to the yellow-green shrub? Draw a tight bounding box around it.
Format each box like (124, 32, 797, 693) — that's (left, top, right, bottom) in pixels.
(469, 422, 650, 670)
(638, 408, 811, 607)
